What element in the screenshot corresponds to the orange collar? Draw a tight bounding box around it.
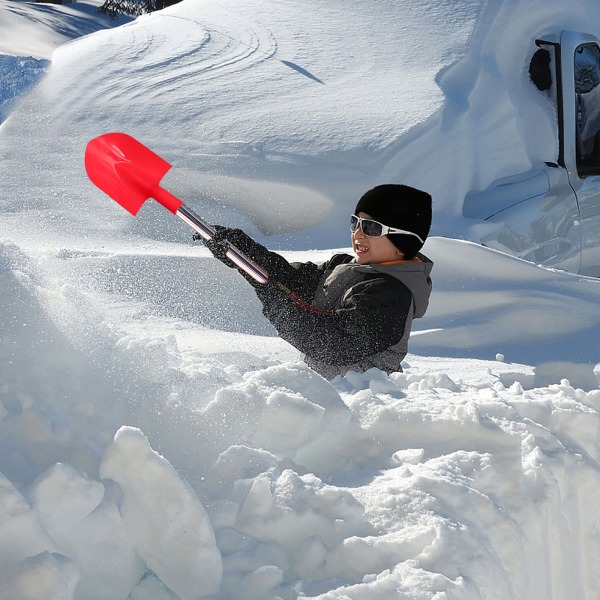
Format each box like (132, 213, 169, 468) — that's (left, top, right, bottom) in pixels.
(379, 257, 422, 265)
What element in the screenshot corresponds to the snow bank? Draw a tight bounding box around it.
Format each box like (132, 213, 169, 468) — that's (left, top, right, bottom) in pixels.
(1, 239, 599, 598)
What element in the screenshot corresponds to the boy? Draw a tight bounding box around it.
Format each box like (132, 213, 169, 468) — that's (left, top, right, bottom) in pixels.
(200, 184, 433, 378)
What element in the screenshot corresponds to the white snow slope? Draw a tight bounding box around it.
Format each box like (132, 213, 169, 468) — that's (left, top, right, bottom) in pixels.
(0, 0, 600, 599)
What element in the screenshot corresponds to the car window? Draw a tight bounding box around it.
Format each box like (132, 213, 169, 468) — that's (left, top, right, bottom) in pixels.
(575, 43, 600, 174)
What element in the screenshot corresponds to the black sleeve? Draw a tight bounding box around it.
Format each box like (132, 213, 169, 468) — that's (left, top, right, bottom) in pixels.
(255, 274, 413, 365)
(214, 227, 328, 294)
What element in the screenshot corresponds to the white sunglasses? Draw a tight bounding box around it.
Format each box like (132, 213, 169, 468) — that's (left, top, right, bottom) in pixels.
(350, 214, 425, 244)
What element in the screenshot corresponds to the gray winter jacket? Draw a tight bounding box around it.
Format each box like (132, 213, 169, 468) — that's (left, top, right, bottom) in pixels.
(251, 250, 433, 378)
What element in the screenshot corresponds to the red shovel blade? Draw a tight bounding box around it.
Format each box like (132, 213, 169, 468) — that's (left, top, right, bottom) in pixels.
(85, 132, 182, 215)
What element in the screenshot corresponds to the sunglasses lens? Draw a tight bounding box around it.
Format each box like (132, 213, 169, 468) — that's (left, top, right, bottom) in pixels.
(350, 215, 385, 236)
(362, 219, 383, 237)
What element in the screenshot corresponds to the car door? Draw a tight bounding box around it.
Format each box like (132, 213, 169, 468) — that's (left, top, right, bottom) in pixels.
(562, 32, 600, 276)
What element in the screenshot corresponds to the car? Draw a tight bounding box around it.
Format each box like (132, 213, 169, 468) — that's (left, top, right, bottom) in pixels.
(463, 30, 600, 277)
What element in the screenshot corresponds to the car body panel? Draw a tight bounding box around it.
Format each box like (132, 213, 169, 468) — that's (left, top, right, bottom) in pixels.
(467, 165, 582, 273)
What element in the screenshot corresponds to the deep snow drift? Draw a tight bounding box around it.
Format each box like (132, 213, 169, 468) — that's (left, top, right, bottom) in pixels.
(0, 0, 600, 599)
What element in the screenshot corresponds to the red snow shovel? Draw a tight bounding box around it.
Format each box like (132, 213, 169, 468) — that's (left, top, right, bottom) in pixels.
(84, 132, 269, 284)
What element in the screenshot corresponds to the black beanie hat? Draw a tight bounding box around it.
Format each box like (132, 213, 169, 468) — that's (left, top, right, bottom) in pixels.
(355, 184, 432, 258)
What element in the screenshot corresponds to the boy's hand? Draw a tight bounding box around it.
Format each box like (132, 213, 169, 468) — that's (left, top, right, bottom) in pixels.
(193, 225, 234, 267)
(195, 226, 263, 278)
(208, 226, 229, 260)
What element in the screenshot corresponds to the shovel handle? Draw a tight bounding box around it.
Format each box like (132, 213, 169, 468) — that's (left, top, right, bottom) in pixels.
(176, 204, 269, 285)
(152, 185, 184, 214)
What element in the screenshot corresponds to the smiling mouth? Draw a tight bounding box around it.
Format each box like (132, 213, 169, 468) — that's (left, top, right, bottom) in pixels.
(355, 243, 369, 253)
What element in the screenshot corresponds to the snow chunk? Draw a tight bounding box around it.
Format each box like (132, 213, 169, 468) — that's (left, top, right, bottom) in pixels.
(0, 473, 55, 568)
(253, 389, 325, 452)
(208, 445, 279, 496)
(0, 552, 78, 600)
(244, 363, 383, 475)
(99, 426, 222, 599)
(25, 462, 144, 599)
(26, 463, 104, 534)
(233, 469, 367, 582)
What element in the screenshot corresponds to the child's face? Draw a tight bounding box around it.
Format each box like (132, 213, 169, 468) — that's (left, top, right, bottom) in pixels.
(352, 212, 405, 265)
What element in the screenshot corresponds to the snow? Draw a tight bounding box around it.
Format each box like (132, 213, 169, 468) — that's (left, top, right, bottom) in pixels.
(99, 427, 222, 598)
(0, 0, 599, 598)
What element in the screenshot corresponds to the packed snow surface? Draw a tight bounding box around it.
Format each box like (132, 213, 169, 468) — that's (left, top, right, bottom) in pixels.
(0, 0, 599, 599)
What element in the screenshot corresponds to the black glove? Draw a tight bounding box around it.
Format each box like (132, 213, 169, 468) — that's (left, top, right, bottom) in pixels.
(195, 226, 269, 288)
(193, 225, 252, 268)
(200, 225, 233, 267)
